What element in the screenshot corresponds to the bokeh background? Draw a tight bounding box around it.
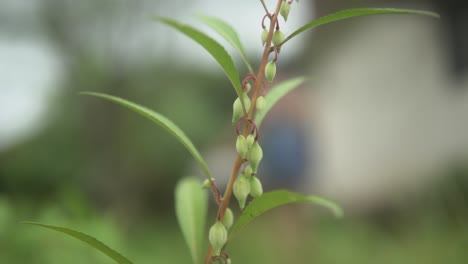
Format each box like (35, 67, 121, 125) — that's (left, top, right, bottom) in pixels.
(1, 0, 468, 263)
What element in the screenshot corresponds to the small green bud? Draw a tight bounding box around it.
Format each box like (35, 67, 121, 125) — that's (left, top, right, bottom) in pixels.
(246, 134, 255, 149)
(245, 82, 251, 93)
(232, 93, 251, 123)
(202, 178, 213, 189)
(222, 208, 234, 230)
(280, 1, 291, 21)
(233, 175, 251, 209)
(250, 176, 263, 197)
(232, 97, 243, 123)
(248, 141, 263, 171)
(244, 165, 253, 176)
(261, 29, 268, 46)
(265, 61, 276, 83)
(209, 221, 228, 256)
(226, 258, 231, 264)
(256, 96, 266, 111)
(272, 30, 285, 46)
(236, 135, 248, 159)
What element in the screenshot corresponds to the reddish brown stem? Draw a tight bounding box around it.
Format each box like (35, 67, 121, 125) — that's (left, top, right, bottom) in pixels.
(204, 0, 284, 263)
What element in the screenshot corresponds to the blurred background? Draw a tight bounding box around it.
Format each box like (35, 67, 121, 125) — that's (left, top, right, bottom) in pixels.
(1, 0, 467, 263)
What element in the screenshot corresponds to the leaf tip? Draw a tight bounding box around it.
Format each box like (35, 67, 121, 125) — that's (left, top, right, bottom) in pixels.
(332, 206, 344, 218)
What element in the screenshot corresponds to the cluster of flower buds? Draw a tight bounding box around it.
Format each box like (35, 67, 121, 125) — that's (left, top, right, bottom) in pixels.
(233, 131, 264, 209)
(261, 0, 294, 84)
(207, 1, 297, 260)
(208, 207, 234, 257)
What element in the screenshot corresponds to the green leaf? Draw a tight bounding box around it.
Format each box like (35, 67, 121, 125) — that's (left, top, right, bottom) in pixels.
(229, 190, 343, 238)
(156, 17, 243, 98)
(254, 76, 306, 127)
(80, 92, 213, 180)
(280, 8, 439, 47)
(175, 177, 208, 264)
(21, 222, 133, 264)
(197, 15, 253, 72)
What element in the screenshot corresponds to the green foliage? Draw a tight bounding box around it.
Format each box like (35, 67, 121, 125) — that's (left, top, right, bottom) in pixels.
(175, 178, 208, 264)
(229, 190, 343, 239)
(22, 222, 134, 264)
(254, 76, 307, 127)
(80, 92, 213, 180)
(197, 15, 253, 72)
(155, 17, 243, 100)
(279, 8, 440, 47)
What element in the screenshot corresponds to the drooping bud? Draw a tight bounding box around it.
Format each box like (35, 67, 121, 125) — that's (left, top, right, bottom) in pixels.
(256, 96, 266, 111)
(250, 176, 263, 197)
(232, 97, 243, 123)
(272, 30, 285, 46)
(209, 221, 228, 256)
(265, 61, 276, 83)
(248, 141, 263, 171)
(233, 175, 251, 209)
(222, 208, 234, 230)
(280, 1, 291, 21)
(246, 134, 255, 149)
(232, 93, 251, 123)
(245, 82, 251, 93)
(244, 165, 253, 176)
(236, 135, 248, 159)
(261, 28, 268, 46)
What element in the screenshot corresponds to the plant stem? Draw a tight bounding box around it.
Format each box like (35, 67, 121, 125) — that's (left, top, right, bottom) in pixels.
(204, 0, 284, 263)
(260, 0, 270, 15)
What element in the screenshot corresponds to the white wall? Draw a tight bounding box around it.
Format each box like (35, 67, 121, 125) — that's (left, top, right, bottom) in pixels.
(307, 16, 468, 209)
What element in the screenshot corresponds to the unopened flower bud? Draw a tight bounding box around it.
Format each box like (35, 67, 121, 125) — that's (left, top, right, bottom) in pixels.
(272, 30, 285, 46)
(246, 134, 255, 149)
(265, 61, 276, 83)
(245, 82, 251, 93)
(226, 258, 231, 264)
(250, 176, 263, 197)
(209, 221, 228, 256)
(261, 29, 268, 46)
(280, 1, 291, 21)
(244, 165, 253, 176)
(202, 178, 213, 189)
(234, 175, 250, 209)
(256, 96, 266, 111)
(236, 135, 248, 159)
(248, 141, 263, 171)
(232, 93, 251, 123)
(222, 208, 234, 230)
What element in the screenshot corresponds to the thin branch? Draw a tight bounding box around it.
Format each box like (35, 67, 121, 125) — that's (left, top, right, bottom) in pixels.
(260, 0, 270, 15)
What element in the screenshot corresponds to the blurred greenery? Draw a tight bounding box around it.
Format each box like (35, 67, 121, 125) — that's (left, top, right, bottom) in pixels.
(1, 182, 467, 264)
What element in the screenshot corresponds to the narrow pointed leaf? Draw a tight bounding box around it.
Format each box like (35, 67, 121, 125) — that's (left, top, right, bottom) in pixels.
(80, 92, 213, 180)
(156, 17, 243, 98)
(280, 8, 439, 47)
(229, 190, 342, 238)
(254, 76, 307, 127)
(175, 178, 208, 264)
(22, 222, 133, 264)
(197, 15, 253, 72)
